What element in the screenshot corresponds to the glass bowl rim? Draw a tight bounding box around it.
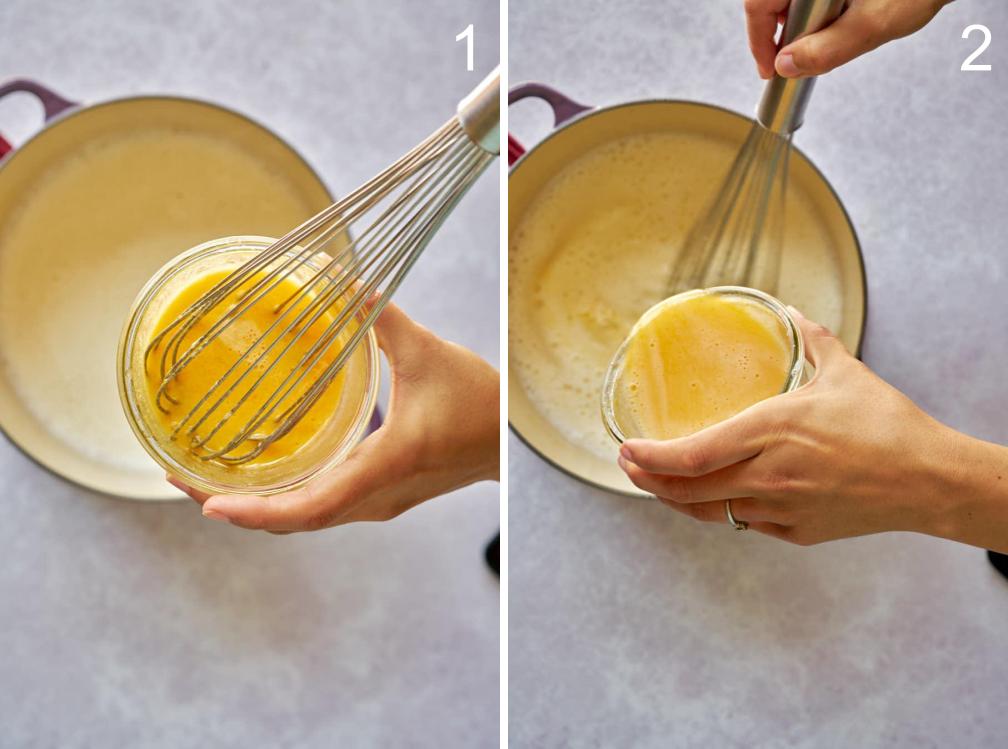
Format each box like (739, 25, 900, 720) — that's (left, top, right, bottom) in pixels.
(116, 234, 380, 496)
(600, 285, 805, 445)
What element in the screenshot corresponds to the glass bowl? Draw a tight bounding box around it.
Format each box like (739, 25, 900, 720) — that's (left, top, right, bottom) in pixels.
(117, 235, 379, 496)
(601, 285, 804, 445)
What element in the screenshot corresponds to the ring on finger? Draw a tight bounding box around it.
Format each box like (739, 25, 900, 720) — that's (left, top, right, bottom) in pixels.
(725, 499, 748, 531)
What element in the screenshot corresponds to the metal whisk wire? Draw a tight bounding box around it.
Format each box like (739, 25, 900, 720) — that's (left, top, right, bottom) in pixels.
(670, 123, 792, 294)
(667, 0, 843, 296)
(144, 69, 499, 464)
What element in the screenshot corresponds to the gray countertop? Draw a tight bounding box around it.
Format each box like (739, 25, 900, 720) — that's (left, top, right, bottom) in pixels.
(0, 1, 499, 747)
(509, 1, 1008, 747)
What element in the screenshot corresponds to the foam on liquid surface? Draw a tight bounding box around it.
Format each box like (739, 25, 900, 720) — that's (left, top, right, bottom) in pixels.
(509, 132, 841, 459)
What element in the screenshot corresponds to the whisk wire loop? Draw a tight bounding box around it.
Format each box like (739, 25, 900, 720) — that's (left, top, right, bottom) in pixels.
(668, 122, 793, 296)
(143, 72, 498, 465)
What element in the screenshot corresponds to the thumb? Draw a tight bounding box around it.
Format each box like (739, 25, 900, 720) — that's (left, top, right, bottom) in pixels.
(787, 306, 849, 370)
(370, 300, 433, 370)
(775, 7, 886, 78)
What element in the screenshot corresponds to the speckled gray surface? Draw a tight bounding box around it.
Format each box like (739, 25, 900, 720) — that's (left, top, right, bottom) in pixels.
(509, 1, 1008, 747)
(0, 1, 499, 747)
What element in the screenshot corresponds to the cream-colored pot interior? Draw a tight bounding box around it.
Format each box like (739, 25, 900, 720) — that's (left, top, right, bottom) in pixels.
(0, 96, 334, 499)
(509, 100, 866, 496)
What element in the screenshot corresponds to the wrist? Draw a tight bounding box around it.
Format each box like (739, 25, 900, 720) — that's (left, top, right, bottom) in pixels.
(915, 425, 971, 539)
(918, 426, 1008, 548)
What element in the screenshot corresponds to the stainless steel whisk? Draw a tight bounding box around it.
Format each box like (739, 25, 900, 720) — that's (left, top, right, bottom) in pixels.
(146, 68, 499, 464)
(668, 0, 844, 295)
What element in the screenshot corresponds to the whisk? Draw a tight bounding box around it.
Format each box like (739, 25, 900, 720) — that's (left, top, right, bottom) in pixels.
(145, 68, 499, 465)
(668, 0, 844, 295)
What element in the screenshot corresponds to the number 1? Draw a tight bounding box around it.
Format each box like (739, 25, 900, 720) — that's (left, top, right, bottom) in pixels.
(456, 24, 474, 71)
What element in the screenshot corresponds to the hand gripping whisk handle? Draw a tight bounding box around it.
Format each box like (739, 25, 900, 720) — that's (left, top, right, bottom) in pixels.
(457, 67, 500, 154)
(756, 0, 845, 134)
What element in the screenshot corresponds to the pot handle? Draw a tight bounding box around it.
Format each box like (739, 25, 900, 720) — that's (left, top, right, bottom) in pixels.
(0, 79, 79, 158)
(507, 82, 593, 166)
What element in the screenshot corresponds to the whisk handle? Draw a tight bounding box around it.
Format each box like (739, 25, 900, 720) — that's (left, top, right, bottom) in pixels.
(0, 79, 78, 157)
(756, 0, 845, 134)
(457, 67, 501, 155)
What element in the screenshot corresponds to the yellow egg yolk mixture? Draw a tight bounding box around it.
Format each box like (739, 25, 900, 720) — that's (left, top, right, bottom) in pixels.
(612, 293, 793, 441)
(144, 269, 349, 467)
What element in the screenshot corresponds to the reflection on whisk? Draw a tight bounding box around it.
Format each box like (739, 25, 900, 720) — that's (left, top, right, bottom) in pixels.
(669, 123, 791, 296)
(143, 68, 500, 465)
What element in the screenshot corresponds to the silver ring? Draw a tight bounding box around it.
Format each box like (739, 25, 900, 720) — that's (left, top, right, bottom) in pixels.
(725, 499, 748, 531)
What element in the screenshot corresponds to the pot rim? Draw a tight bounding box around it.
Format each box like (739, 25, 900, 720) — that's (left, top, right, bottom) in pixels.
(507, 94, 868, 497)
(0, 90, 333, 201)
(0, 88, 340, 500)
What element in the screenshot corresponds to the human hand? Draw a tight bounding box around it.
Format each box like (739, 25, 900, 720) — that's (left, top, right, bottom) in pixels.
(617, 309, 1008, 550)
(745, 0, 951, 79)
(169, 301, 499, 532)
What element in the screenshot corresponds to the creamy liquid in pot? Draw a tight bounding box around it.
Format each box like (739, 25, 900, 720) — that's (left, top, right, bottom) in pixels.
(0, 130, 319, 475)
(510, 132, 843, 459)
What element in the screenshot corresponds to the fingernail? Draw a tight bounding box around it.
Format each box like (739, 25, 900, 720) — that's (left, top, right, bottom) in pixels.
(619, 444, 632, 461)
(203, 508, 232, 524)
(776, 52, 800, 78)
(617, 455, 627, 471)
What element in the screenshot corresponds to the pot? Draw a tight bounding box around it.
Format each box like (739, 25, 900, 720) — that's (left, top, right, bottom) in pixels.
(0, 79, 372, 500)
(508, 82, 867, 497)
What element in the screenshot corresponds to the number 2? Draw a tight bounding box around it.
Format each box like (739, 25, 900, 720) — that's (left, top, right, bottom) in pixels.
(962, 24, 992, 72)
(456, 24, 474, 72)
